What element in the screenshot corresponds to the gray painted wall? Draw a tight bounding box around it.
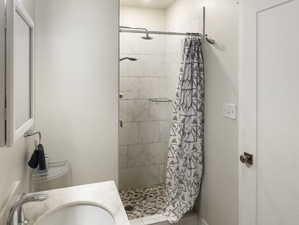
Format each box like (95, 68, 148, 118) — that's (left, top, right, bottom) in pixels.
(35, 0, 119, 186)
(165, 1, 239, 225)
(201, 1, 239, 224)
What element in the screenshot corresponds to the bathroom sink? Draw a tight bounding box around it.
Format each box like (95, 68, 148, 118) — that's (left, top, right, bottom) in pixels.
(33, 203, 115, 225)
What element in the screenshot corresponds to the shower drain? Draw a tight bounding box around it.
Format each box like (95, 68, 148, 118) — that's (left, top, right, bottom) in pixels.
(124, 205, 134, 212)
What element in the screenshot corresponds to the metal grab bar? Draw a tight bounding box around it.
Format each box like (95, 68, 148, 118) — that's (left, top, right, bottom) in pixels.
(149, 98, 172, 103)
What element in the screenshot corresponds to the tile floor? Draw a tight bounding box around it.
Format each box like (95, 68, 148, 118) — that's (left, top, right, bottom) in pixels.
(120, 184, 199, 225)
(119, 184, 167, 220)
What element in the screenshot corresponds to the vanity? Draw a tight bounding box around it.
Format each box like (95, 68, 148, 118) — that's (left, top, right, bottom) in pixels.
(7, 181, 130, 225)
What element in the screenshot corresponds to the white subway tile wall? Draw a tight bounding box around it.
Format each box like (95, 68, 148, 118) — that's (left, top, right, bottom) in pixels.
(119, 6, 172, 189)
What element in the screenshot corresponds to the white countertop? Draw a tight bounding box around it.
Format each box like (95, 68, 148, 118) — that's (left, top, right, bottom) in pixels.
(23, 181, 130, 225)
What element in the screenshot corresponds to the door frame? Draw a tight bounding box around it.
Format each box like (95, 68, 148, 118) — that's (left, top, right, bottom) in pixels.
(239, 1, 258, 225)
(0, 0, 5, 146)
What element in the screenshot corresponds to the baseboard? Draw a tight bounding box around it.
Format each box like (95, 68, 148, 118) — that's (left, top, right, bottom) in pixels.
(200, 218, 209, 225)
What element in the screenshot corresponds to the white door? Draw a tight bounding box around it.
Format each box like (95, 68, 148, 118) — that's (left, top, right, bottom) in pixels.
(239, 0, 299, 225)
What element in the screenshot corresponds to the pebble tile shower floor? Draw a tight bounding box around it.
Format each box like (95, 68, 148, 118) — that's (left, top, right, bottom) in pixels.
(119, 184, 167, 220)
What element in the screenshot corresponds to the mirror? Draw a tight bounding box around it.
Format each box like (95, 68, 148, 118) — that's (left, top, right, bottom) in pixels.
(6, 0, 34, 146)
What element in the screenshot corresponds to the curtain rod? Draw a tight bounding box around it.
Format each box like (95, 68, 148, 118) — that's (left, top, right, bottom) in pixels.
(119, 26, 215, 44)
(119, 27, 202, 37)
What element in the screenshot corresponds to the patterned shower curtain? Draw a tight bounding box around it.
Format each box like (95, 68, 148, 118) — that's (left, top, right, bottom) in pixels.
(165, 37, 204, 223)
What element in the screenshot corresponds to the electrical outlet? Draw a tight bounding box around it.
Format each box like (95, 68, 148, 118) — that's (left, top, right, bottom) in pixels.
(223, 103, 237, 120)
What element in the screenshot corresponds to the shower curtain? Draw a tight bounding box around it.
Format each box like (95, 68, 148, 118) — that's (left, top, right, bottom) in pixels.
(165, 37, 204, 223)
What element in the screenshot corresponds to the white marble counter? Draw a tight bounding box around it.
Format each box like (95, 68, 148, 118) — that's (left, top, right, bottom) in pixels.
(23, 181, 130, 225)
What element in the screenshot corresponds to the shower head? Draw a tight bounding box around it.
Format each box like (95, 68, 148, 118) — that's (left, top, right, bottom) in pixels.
(142, 33, 153, 40)
(119, 26, 153, 40)
(120, 57, 138, 62)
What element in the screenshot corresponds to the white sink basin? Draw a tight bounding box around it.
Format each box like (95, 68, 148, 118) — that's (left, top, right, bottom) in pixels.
(34, 203, 115, 225)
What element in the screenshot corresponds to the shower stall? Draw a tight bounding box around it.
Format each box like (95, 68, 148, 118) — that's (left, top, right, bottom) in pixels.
(118, 3, 214, 223)
(119, 20, 172, 218)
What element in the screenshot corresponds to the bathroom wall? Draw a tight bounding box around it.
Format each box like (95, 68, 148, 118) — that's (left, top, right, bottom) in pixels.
(0, 0, 35, 214)
(119, 6, 172, 189)
(165, 1, 239, 225)
(35, 0, 119, 186)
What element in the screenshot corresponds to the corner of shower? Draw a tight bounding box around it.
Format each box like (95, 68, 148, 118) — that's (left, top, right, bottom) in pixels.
(118, 6, 207, 225)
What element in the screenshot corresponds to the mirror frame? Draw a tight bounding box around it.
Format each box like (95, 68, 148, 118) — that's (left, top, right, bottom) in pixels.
(0, 0, 5, 146)
(6, 0, 35, 146)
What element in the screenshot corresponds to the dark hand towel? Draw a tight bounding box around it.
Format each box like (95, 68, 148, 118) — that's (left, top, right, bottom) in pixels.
(37, 144, 47, 171)
(28, 148, 39, 169)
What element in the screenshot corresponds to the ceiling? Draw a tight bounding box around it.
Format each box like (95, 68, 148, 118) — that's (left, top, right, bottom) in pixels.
(120, 0, 176, 9)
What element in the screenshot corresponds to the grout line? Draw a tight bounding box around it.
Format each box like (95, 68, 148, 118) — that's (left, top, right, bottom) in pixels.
(120, 98, 170, 101)
(124, 163, 167, 170)
(120, 141, 170, 146)
(120, 76, 167, 78)
(121, 120, 171, 123)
